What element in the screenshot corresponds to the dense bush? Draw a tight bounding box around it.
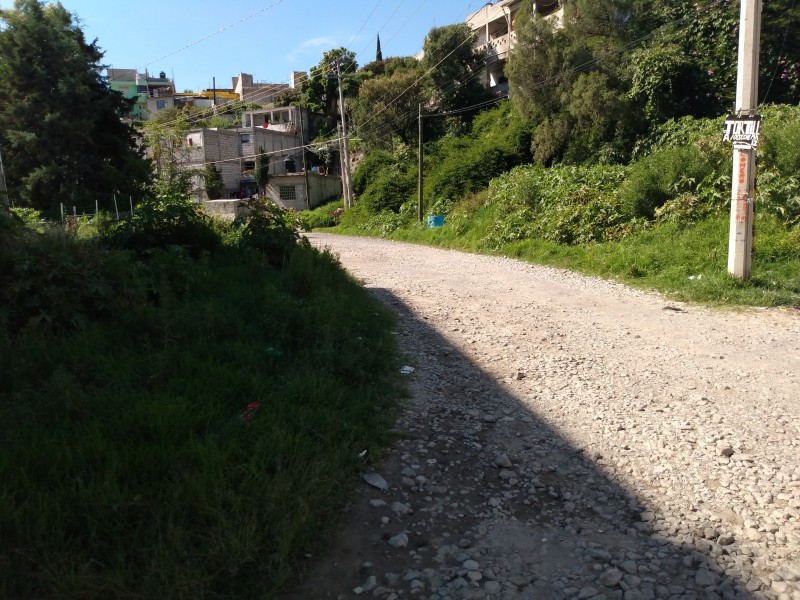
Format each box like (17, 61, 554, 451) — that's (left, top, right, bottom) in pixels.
(757, 105, 800, 226)
(104, 193, 220, 255)
(235, 198, 303, 264)
(351, 149, 395, 197)
(425, 104, 531, 208)
(301, 198, 344, 229)
(484, 164, 630, 247)
(359, 165, 417, 214)
(618, 146, 719, 219)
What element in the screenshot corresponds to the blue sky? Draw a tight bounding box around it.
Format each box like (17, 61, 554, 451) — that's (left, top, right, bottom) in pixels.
(0, 0, 480, 91)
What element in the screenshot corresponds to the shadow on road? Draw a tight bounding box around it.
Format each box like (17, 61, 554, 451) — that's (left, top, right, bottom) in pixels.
(285, 288, 757, 600)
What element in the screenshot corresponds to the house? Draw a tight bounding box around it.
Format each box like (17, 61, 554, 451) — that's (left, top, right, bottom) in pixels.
(466, 0, 567, 95)
(182, 118, 342, 210)
(263, 172, 342, 212)
(147, 90, 240, 117)
(241, 105, 331, 141)
(107, 68, 175, 120)
(232, 73, 289, 104)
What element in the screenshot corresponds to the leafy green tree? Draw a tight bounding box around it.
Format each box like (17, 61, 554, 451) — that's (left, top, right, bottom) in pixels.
(0, 0, 149, 215)
(353, 69, 425, 149)
(422, 24, 491, 116)
(273, 88, 301, 107)
(301, 48, 360, 119)
(141, 107, 194, 197)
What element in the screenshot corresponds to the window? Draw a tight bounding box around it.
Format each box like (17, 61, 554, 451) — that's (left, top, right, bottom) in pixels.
(279, 185, 297, 201)
(240, 134, 251, 144)
(156, 99, 169, 110)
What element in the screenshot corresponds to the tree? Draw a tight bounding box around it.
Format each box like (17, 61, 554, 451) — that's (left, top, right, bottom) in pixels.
(376, 34, 383, 63)
(301, 48, 360, 119)
(507, 0, 641, 163)
(273, 88, 301, 107)
(353, 69, 425, 150)
(203, 164, 224, 199)
(140, 107, 195, 197)
(422, 24, 491, 116)
(0, 0, 149, 215)
(255, 146, 269, 196)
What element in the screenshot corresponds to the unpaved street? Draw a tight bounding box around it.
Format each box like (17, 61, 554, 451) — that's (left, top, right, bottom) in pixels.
(289, 233, 800, 600)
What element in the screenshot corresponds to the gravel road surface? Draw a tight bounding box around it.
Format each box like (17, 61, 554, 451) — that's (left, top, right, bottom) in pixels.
(286, 233, 800, 600)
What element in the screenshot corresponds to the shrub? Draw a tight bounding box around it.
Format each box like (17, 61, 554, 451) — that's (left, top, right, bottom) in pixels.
(301, 198, 344, 229)
(104, 193, 221, 255)
(359, 166, 416, 214)
(760, 104, 800, 175)
(9, 206, 44, 229)
(618, 146, 717, 219)
(483, 164, 630, 248)
(351, 150, 395, 197)
(0, 230, 149, 333)
(235, 198, 302, 263)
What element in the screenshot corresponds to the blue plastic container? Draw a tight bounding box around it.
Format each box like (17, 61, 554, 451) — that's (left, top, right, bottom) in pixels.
(427, 215, 445, 228)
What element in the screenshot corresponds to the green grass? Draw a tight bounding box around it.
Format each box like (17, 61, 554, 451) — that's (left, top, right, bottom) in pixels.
(0, 237, 403, 599)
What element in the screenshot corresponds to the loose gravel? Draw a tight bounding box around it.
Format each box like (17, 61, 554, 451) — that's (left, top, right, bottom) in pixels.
(284, 234, 800, 600)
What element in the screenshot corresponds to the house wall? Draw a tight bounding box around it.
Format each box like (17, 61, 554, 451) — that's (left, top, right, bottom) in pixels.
(183, 129, 241, 201)
(203, 199, 249, 220)
(466, 0, 565, 93)
(240, 128, 303, 177)
(264, 173, 342, 211)
(203, 129, 241, 199)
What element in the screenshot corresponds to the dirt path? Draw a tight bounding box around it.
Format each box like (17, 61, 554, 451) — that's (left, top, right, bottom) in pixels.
(286, 234, 800, 600)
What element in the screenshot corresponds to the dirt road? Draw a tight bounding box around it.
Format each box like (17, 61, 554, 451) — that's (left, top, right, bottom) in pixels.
(287, 233, 800, 600)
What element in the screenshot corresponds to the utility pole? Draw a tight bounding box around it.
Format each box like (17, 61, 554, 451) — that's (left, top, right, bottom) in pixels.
(727, 0, 762, 280)
(298, 107, 311, 209)
(335, 55, 353, 208)
(418, 103, 424, 223)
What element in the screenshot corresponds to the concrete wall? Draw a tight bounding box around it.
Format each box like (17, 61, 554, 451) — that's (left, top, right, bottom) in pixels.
(203, 199, 249, 220)
(264, 173, 342, 211)
(240, 128, 303, 177)
(183, 128, 241, 201)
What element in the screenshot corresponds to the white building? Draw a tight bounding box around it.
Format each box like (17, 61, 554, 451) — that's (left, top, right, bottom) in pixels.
(466, 0, 567, 94)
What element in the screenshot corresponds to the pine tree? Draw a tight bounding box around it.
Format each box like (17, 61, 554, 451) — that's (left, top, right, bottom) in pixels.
(0, 0, 149, 215)
(376, 34, 383, 62)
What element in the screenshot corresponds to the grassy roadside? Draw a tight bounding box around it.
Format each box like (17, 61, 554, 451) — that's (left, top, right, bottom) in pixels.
(303, 104, 800, 310)
(305, 196, 800, 308)
(0, 208, 404, 599)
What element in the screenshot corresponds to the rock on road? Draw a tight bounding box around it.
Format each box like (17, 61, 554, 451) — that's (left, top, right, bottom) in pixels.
(287, 233, 800, 600)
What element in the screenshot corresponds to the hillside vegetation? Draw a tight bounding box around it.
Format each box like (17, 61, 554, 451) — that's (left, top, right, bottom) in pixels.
(301, 0, 800, 307)
(305, 103, 800, 307)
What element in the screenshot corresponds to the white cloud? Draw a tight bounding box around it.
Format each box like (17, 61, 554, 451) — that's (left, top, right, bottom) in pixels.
(286, 36, 338, 63)
(298, 36, 337, 50)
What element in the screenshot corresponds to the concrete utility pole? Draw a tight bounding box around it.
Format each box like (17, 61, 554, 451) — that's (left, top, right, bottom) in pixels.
(727, 0, 762, 280)
(335, 55, 354, 208)
(298, 107, 311, 210)
(418, 103, 424, 223)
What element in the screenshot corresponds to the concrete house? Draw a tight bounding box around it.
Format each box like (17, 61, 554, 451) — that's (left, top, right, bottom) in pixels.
(466, 0, 567, 95)
(107, 68, 175, 120)
(183, 116, 341, 214)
